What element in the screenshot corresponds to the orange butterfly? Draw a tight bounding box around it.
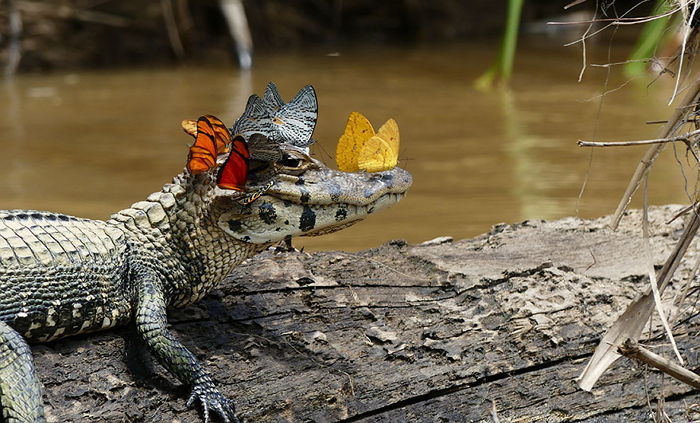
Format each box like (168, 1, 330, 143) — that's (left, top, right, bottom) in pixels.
(185, 115, 232, 175)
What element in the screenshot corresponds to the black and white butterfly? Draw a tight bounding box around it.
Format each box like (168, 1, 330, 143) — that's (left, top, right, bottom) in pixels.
(232, 82, 318, 148)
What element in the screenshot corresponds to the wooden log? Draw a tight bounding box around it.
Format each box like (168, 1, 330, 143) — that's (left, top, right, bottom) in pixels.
(35, 205, 700, 422)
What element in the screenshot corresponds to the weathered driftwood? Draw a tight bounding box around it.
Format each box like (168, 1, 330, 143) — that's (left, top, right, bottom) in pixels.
(35, 206, 700, 422)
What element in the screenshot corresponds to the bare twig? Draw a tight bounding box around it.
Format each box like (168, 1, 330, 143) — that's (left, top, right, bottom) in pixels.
(578, 129, 700, 147)
(609, 77, 700, 231)
(591, 58, 671, 69)
(618, 339, 700, 389)
(564, 2, 658, 47)
(666, 203, 694, 224)
(614, 8, 682, 26)
(670, 5, 699, 105)
(668, 254, 700, 326)
(642, 179, 683, 365)
(564, 0, 589, 10)
(550, 7, 681, 26)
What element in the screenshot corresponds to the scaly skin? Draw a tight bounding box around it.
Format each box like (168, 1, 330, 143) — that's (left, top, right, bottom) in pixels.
(0, 141, 412, 422)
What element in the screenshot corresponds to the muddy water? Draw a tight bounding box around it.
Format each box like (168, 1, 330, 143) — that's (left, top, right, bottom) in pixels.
(0, 41, 691, 251)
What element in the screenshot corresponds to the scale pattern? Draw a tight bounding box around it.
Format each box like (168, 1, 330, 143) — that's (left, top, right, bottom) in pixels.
(0, 211, 130, 343)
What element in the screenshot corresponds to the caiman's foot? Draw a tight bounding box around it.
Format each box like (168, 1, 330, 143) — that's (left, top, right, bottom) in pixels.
(274, 235, 298, 253)
(186, 384, 240, 423)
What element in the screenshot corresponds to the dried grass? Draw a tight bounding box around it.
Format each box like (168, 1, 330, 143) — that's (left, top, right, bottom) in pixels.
(574, 0, 700, 397)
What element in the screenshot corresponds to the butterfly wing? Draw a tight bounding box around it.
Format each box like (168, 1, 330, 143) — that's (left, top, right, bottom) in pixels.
(187, 116, 223, 174)
(263, 82, 285, 115)
(181, 119, 198, 137)
(271, 85, 318, 146)
(187, 147, 216, 174)
(201, 114, 232, 154)
(232, 94, 272, 140)
(186, 115, 232, 174)
(247, 133, 282, 162)
(357, 118, 399, 172)
(335, 112, 375, 172)
(217, 136, 250, 191)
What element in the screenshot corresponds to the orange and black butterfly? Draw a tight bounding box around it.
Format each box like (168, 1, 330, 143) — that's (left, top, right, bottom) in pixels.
(184, 115, 280, 196)
(216, 135, 250, 191)
(185, 115, 232, 175)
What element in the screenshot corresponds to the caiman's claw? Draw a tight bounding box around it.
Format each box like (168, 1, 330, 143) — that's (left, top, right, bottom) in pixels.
(186, 384, 240, 423)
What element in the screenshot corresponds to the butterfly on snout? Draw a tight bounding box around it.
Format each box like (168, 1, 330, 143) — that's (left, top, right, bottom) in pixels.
(335, 112, 400, 173)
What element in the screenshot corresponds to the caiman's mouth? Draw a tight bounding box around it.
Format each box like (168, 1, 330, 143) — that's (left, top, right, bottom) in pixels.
(298, 191, 407, 237)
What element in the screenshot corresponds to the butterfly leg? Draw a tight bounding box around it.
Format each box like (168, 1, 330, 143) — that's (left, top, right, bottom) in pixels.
(239, 181, 274, 205)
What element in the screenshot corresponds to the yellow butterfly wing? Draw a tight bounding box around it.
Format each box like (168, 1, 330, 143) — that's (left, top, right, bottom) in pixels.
(336, 112, 375, 172)
(357, 118, 399, 172)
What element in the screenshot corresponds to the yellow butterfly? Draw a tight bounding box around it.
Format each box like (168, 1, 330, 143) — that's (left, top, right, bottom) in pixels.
(336, 112, 400, 173)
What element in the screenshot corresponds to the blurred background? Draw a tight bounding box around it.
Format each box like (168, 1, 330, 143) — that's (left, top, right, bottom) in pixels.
(0, 0, 693, 251)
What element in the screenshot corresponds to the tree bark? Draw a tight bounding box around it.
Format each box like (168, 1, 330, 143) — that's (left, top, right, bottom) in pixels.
(36, 205, 700, 422)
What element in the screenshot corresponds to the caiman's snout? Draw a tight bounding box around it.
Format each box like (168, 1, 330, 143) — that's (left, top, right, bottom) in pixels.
(356, 167, 413, 206)
(217, 165, 412, 244)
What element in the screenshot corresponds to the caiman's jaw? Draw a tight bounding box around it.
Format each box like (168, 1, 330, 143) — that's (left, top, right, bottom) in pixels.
(213, 145, 412, 245)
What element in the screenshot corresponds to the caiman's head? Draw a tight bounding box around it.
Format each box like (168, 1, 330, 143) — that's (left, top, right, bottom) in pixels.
(210, 143, 412, 244)
(202, 83, 412, 246)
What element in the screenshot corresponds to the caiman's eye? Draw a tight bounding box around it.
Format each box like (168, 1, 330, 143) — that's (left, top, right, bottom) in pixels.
(279, 154, 303, 169)
(276, 150, 313, 176)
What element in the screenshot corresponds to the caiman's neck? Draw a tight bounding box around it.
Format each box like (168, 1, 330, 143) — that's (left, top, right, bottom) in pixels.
(108, 172, 264, 305)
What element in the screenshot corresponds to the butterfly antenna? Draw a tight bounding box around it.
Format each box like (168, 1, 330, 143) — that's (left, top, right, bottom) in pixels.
(399, 155, 416, 173)
(313, 140, 335, 164)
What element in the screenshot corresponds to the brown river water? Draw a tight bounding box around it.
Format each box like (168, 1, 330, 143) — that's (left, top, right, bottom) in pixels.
(0, 40, 693, 251)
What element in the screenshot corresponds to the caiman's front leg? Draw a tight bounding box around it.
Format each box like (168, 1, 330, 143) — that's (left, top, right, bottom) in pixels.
(0, 321, 45, 423)
(134, 273, 239, 423)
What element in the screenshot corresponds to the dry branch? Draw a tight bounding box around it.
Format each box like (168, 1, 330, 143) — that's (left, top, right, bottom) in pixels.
(618, 339, 700, 389)
(609, 77, 700, 230)
(577, 129, 700, 147)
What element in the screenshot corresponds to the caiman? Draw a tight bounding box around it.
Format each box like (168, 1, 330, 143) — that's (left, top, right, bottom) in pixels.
(0, 83, 412, 422)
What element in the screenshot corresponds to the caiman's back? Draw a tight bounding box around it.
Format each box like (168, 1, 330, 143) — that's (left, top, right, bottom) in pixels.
(0, 210, 132, 343)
